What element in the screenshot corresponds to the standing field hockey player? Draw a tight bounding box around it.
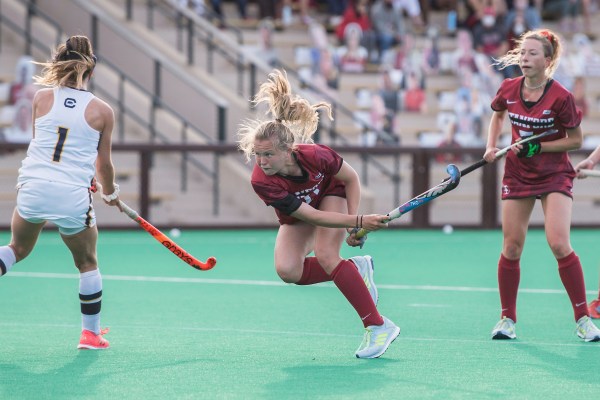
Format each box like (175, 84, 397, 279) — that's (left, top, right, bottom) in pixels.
(483, 29, 600, 342)
(0, 35, 121, 349)
(574, 144, 600, 319)
(237, 70, 400, 359)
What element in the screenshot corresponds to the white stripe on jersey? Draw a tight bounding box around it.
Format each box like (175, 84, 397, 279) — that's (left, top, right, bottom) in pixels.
(18, 87, 100, 187)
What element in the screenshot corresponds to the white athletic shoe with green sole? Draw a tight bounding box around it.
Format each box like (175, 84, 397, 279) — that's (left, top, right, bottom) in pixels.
(355, 316, 400, 359)
(350, 255, 378, 306)
(576, 315, 600, 342)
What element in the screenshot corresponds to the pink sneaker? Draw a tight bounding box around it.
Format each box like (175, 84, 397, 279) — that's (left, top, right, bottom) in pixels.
(589, 299, 600, 319)
(77, 328, 110, 350)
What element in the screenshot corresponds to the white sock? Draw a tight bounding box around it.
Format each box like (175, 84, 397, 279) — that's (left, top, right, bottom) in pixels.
(79, 269, 103, 335)
(0, 246, 17, 276)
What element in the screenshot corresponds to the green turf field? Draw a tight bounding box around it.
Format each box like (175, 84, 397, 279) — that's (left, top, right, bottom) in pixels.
(1, 228, 599, 399)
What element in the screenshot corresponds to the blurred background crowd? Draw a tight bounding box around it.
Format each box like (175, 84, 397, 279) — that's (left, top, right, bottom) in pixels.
(3, 0, 600, 150)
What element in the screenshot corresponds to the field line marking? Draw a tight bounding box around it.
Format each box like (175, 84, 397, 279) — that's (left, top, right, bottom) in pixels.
(7, 271, 598, 295)
(0, 321, 598, 349)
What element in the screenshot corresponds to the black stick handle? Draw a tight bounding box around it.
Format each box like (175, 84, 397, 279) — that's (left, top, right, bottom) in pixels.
(460, 158, 487, 177)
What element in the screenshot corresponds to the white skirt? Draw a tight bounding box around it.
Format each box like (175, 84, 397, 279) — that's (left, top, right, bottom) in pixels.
(16, 179, 96, 235)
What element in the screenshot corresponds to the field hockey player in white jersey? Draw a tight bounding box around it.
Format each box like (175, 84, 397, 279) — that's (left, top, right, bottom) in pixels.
(0, 35, 121, 349)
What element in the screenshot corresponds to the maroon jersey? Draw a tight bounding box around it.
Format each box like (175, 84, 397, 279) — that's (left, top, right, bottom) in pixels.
(252, 144, 346, 224)
(490, 77, 581, 199)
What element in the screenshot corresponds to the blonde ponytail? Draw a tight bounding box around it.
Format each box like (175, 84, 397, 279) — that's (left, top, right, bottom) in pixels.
(238, 69, 333, 161)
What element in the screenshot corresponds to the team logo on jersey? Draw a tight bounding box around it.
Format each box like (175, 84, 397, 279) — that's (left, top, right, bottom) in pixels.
(508, 112, 554, 130)
(502, 185, 510, 195)
(64, 98, 77, 108)
(294, 171, 325, 205)
(295, 184, 321, 205)
(542, 110, 551, 115)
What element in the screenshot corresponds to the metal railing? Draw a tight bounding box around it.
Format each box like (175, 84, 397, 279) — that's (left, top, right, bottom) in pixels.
(3, 1, 228, 145)
(0, 0, 62, 53)
(0, 141, 493, 228)
(118, 0, 401, 197)
(127, 0, 397, 140)
(2, 0, 230, 213)
(125, 0, 247, 93)
(1, 142, 599, 229)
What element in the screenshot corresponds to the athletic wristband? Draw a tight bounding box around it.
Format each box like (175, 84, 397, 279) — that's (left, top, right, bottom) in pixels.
(101, 183, 120, 202)
(347, 215, 361, 234)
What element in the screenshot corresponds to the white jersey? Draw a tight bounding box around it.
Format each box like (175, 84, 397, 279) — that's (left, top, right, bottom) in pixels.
(18, 87, 100, 188)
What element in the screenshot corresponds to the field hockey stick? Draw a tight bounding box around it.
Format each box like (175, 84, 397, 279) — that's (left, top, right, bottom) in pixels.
(355, 164, 461, 239)
(579, 169, 600, 178)
(118, 202, 217, 271)
(456, 129, 559, 179)
(95, 182, 217, 271)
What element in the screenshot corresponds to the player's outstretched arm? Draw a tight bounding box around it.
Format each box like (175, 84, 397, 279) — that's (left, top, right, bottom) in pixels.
(290, 203, 388, 231)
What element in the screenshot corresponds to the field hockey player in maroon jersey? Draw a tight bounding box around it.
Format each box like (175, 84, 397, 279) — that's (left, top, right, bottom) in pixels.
(237, 70, 400, 358)
(482, 29, 600, 342)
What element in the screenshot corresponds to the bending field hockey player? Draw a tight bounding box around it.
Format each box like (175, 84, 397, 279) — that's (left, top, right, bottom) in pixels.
(237, 69, 399, 359)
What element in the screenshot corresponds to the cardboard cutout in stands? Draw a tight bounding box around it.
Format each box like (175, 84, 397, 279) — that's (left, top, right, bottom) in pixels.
(1, 56, 37, 143)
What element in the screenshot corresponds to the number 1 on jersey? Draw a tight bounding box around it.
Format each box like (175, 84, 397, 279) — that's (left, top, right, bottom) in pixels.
(53, 126, 69, 162)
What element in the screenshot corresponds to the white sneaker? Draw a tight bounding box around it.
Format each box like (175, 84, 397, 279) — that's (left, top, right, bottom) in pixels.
(350, 255, 378, 306)
(576, 316, 600, 342)
(355, 316, 400, 359)
(491, 317, 516, 340)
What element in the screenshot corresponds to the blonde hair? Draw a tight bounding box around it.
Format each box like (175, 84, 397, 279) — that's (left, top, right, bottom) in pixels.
(237, 69, 333, 161)
(494, 29, 562, 78)
(33, 35, 96, 87)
